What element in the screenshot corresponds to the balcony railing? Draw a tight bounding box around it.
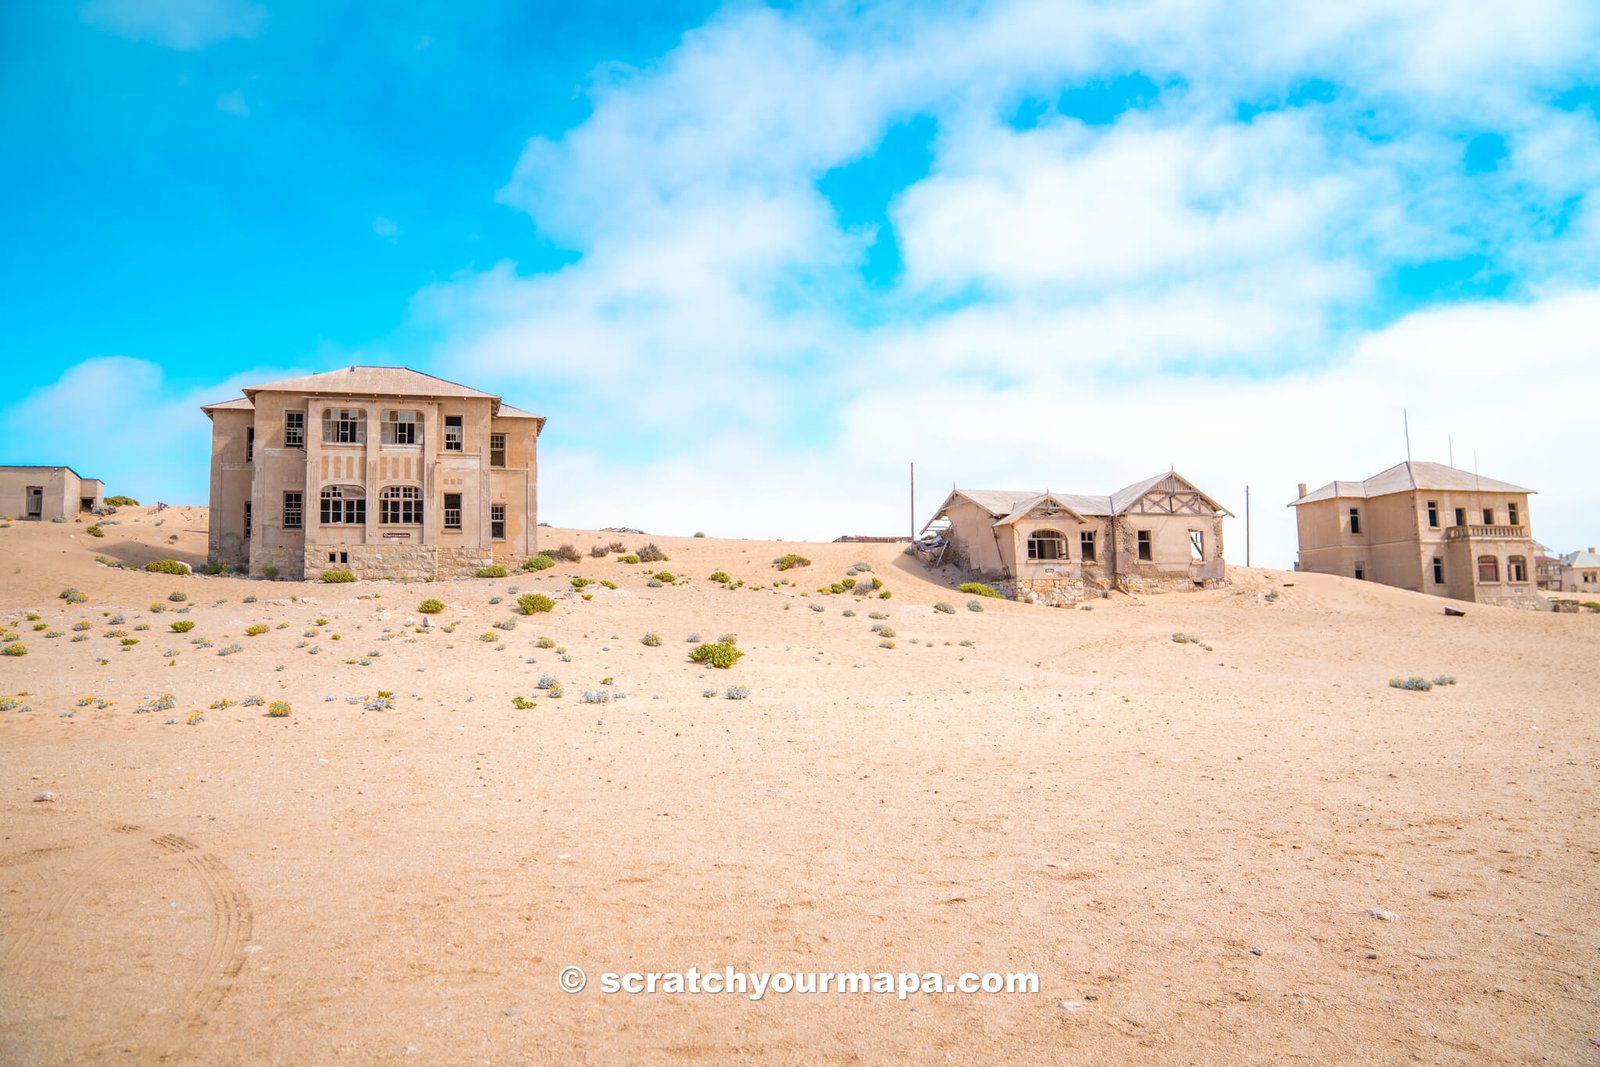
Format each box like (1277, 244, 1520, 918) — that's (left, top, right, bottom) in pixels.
(1445, 524, 1527, 541)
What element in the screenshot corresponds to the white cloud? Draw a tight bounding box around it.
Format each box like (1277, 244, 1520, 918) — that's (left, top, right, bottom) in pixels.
(372, 216, 399, 239)
(82, 0, 266, 50)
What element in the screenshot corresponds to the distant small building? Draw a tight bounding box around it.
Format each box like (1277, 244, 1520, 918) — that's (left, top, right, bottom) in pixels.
(922, 471, 1231, 606)
(1534, 544, 1562, 591)
(0, 465, 103, 521)
(1290, 460, 1540, 608)
(1557, 547, 1600, 594)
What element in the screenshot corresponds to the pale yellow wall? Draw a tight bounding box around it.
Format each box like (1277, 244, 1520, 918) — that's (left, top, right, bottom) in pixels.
(1295, 488, 1537, 604)
(0, 467, 90, 521)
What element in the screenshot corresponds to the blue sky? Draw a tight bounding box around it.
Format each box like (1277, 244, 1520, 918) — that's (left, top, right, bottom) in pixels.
(3, 1, 1599, 564)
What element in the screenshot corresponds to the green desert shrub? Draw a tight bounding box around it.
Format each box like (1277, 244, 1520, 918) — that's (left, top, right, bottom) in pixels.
(772, 554, 810, 571)
(245, 624, 269, 636)
(517, 593, 555, 615)
(475, 565, 509, 579)
(1389, 676, 1433, 691)
(321, 569, 356, 583)
(689, 641, 744, 669)
(120, 637, 139, 646)
(201, 562, 228, 575)
(599, 580, 617, 590)
(967, 600, 984, 612)
(105, 495, 138, 507)
(958, 582, 1004, 598)
(709, 571, 731, 584)
(617, 554, 640, 564)
(267, 700, 291, 718)
(59, 587, 88, 604)
(168, 591, 188, 602)
(170, 620, 195, 633)
(522, 554, 556, 572)
(571, 577, 590, 589)
(2, 642, 27, 656)
(652, 572, 674, 583)
(144, 559, 189, 575)
(642, 632, 663, 646)
(87, 524, 105, 537)
(418, 598, 446, 614)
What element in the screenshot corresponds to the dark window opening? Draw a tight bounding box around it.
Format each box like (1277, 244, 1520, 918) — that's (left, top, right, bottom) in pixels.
(1136, 530, 1152, 562)
(1482, 508, 1494, 525)
(1079, 530, 1096, 562)
(1508, 503, 1519, 526)
(490, 433, 507, 468)
(381, 410, 421, 446)
(246, 427, 254, 462)
(319, 486, 365, 525)
(1027, 529, 1067, 561)
(1507, 555, 1527, 582)
(283, 492, 303, 530)
(1432, 557, 1444, 584)
(1477, 555, 1499, 583)
(1426, 501, 1439, 528)
(243, 501, 251, 539)
(1454, 507, 1466, 527)
(444, 415, 463, 452)
(443, 493, 462, 531)
(491, 504, 506, 540)
(322, 408, 366, 445)
(1354, 562, 1365, 580)
(379, 485, 423, 525)
(285, 411, 305, 448)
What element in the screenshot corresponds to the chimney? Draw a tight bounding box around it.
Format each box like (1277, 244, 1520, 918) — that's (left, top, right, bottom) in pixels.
(1589, 547, 1596, 554)
(1297, 482, 1307, 499)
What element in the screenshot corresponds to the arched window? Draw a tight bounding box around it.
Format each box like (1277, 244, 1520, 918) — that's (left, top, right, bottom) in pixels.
(381, 410, 422, 446)
(379, 485, 423, 525)
(1027, 529, 1067, 561)
(1506, 555, 1527, 583)
(1477, 555, 1499, 583)
(320, 485, 365, 525)
(321, 407, 366, 444)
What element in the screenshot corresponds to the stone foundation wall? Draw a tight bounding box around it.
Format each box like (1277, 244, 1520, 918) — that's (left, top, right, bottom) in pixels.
(249, 544, 305, 580)
(1115, 573, 1227, 595)
(995, 575, 1084, 607)
(300, 543, 493, 581)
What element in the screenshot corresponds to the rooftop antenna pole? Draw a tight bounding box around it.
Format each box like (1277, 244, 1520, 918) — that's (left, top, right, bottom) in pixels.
(1403, 408, 1412, 464)
(909, 462, 915, 543)
(1245, 485, 1251, 569)
(1449, 435, 1454, 468)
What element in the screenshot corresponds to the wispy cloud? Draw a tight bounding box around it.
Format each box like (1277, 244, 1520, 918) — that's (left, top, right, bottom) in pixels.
(372, 216, 399, 240)
(82, 0, 266, 51)
(215, 90, 249, 116)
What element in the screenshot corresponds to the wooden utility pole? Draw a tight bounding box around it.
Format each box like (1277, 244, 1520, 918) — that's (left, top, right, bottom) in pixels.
(909, 462, 915, 542)
(1245, 485, 1251, 568)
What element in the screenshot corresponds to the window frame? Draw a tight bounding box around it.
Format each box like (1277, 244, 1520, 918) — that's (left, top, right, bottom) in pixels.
(1347, 507, 1360, 535)
(379, 485, 423, 525)
(490, 433, 507, 468)
(1426, 500, 1439, 528)
(322, 407, 367, 445)
(1507, 503, 1520, 527)
(1477, 555, 1500, 583)
(285, 410, 305, 448)
(243, 500, 252, 540)
(1482, 508, 1494, 525)
(283, 491, 303, 531)
(1431, 556, 1444, 584)
(442, 492, 463, 531)
(1507, 555, 1527, 583)
(1079, 529, 1096, 563)
(319, 485, 366, 525)
(1136, 530, 1152, 562)
(380, 410, 422, 446)
(490, 503, 506, 540)
(1026, 529, 1067, 562)
(443, 415, 464, 452)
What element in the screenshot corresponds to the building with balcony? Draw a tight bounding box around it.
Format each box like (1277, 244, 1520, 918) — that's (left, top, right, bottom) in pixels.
(1289, 460, 1540, 608)
(201, 367, 544, 580)
(920, 471, 1231, 606)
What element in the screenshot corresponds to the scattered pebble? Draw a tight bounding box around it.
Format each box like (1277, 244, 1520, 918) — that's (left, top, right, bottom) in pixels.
(32, 791, 55, 802)
(1249, 946, 1263, 956)
(1365, 908, 1398, 922)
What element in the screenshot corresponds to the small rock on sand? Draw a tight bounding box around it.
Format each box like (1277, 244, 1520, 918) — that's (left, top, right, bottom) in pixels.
(1365, 908, 1398, 922)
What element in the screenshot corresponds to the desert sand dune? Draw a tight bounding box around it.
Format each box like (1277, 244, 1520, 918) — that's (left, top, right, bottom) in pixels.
(1, 510, 1596, 1064)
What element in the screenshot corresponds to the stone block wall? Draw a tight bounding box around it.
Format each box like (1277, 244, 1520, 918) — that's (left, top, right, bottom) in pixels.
(300, 543, 493, 581)
(995, 575, 1084, 607)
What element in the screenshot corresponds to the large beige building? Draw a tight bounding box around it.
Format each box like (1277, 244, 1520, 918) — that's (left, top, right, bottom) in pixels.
(202, 367, 544, 580)
(922, 471, 1231, 606)
(1290, 460, 1540, 608)
(0, 465, 103, 521)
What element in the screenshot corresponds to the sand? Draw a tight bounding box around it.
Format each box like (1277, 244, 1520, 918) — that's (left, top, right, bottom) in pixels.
(0, 508, 1596, 1065)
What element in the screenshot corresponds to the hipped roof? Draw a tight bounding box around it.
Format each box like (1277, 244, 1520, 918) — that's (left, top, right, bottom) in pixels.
(1291, 460, 1533, 505)
(201, 366, 543, 429)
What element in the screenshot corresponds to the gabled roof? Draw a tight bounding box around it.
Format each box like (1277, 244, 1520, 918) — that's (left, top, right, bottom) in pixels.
(243, 366, 496, 400)
(930, 471, 1231, 530)
(200, 396, 254, 414)
(1292, 460, 1534, 505)
(1559, 548, 1600, 568)
(993, 492, 1088, 526)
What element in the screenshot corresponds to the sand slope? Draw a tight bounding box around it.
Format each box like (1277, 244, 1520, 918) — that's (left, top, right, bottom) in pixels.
(1, 510, 1596, 1064)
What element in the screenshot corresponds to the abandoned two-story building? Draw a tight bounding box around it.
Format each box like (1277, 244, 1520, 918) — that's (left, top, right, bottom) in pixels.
(921, 471, 1231, 605)
(1289, 460, 1540, 608)
(202, 367, 544, 580)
